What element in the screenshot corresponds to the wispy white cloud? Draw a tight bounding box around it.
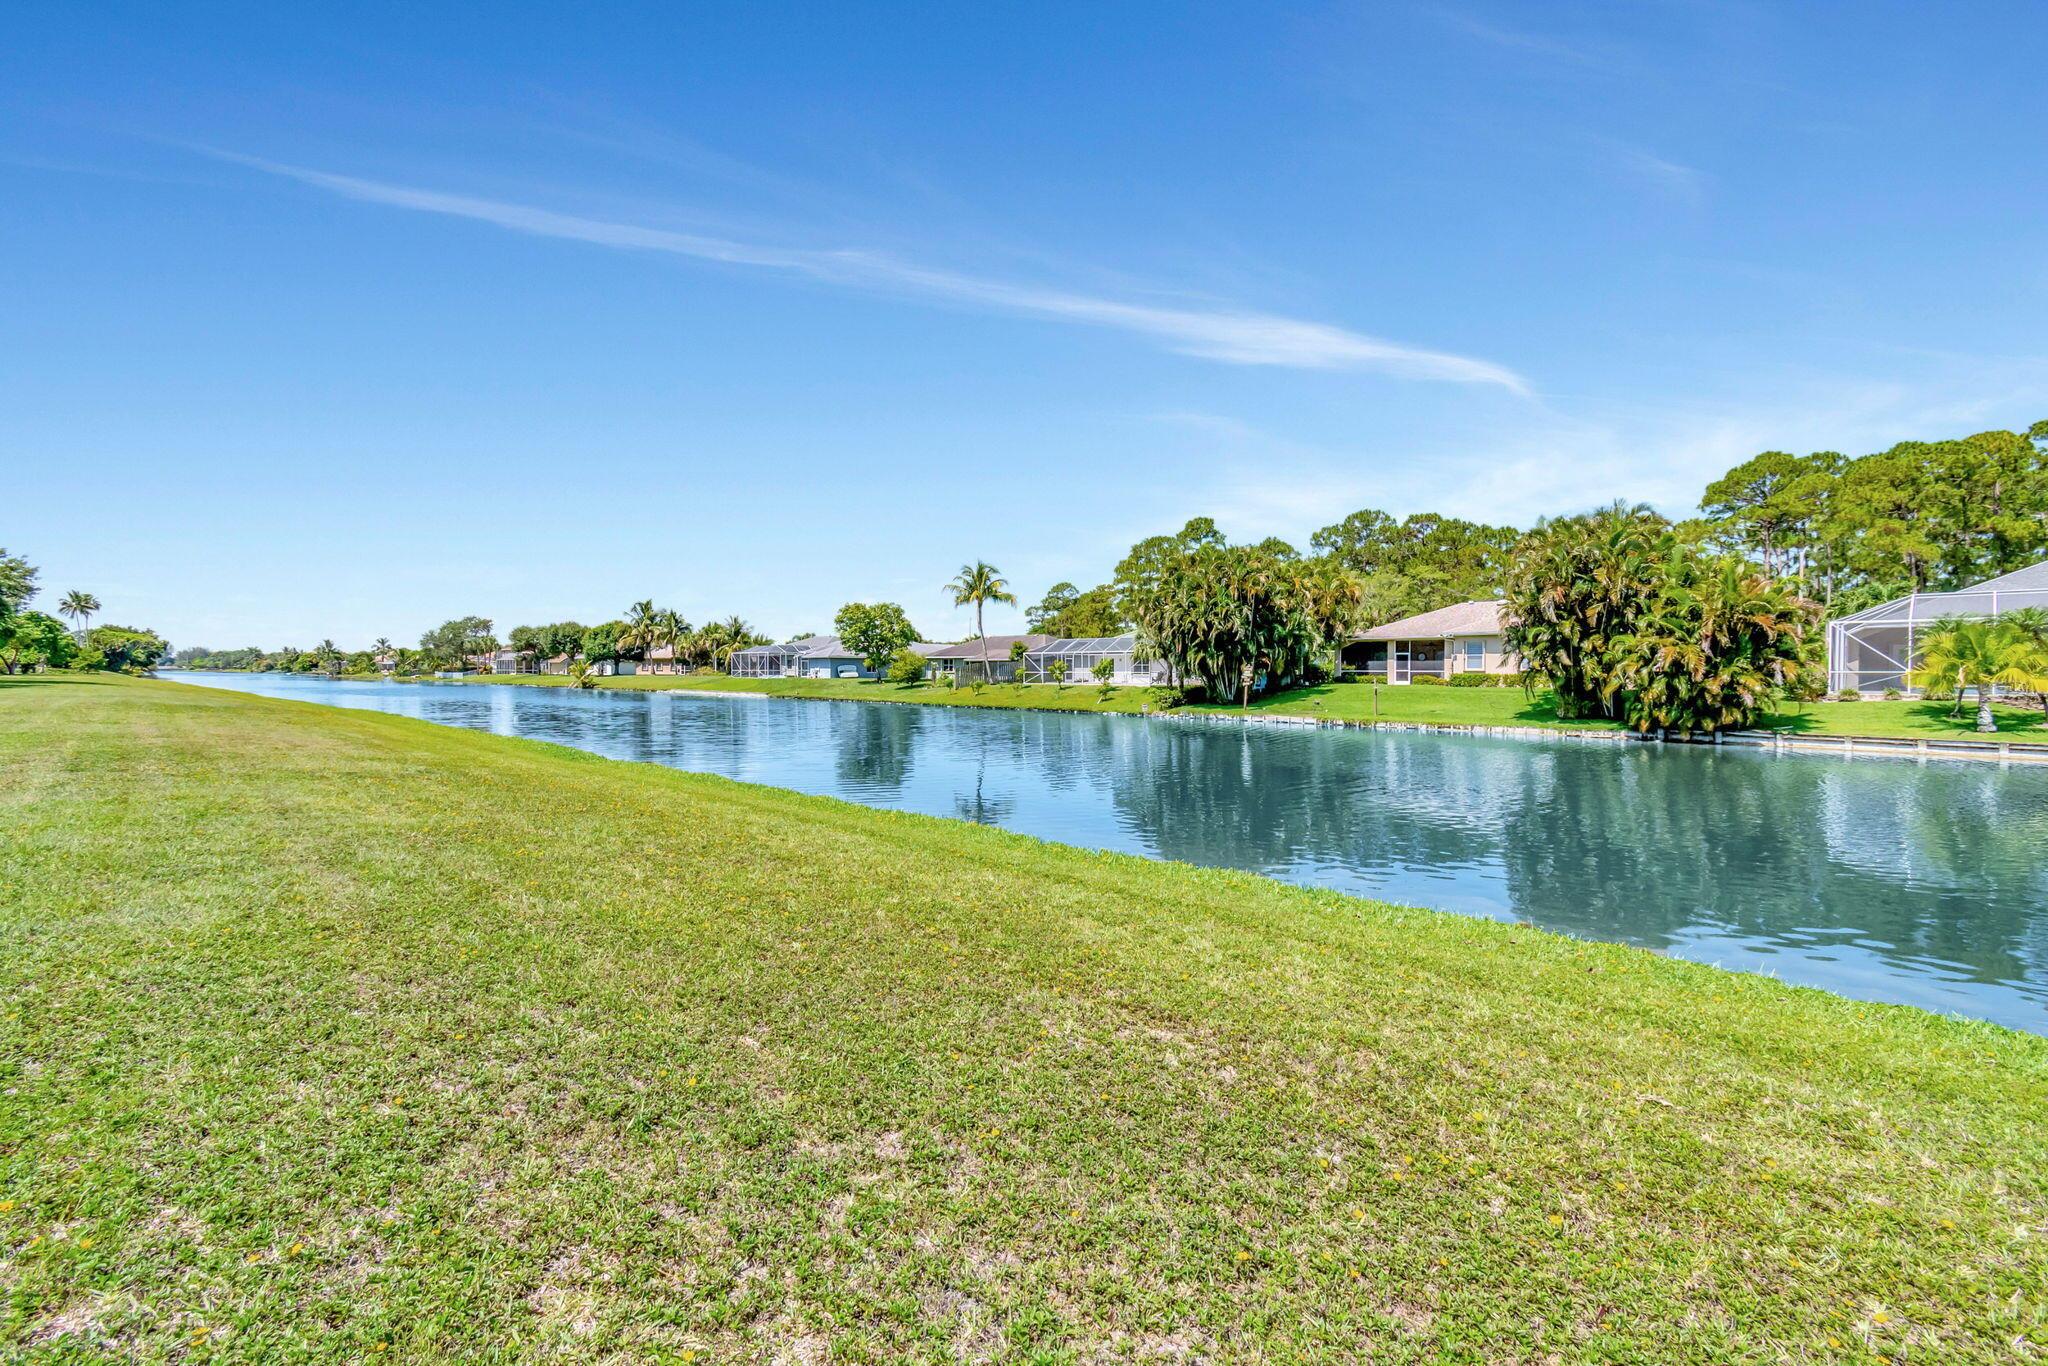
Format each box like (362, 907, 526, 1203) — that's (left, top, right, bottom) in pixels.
(1436, 10, 1621, 71)
(207, 151, 1531, 393)
(1601, 141, 1708, 205)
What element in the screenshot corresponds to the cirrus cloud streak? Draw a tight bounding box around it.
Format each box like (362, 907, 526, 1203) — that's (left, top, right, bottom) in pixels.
(213, 152, 1531, 394)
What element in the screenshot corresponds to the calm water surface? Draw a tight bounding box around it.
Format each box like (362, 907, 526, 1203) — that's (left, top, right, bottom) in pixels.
(163, 672, 2048, 1033)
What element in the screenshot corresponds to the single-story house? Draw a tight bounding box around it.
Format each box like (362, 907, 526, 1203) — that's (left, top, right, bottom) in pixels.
(372, 652, 397, 674)
(921, 635, 1052, 683)
(1826, 558, 2048, 695)
(1021, 634, 1158, 686)
(487, 647, 538, 675)
(1340, 600, 1518, 683)
(729, 635, 949, 681)
(637, 644, 685, 676)
(543, 654, 626, 676)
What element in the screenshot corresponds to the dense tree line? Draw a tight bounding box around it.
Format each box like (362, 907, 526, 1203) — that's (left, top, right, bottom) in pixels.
(0, 547, 163, 674)
(1503, 503, 1820, 734)
(1696, 420, 2048, 612)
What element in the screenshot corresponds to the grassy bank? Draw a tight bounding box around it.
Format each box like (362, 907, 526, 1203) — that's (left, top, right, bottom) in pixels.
(1227, 682, 2048, 741)
(417, 667, 2047, 742)
(4, 675, 2042, 1361)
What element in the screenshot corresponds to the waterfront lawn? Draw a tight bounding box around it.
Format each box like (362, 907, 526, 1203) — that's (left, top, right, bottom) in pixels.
(430, 670, 2047, 743)
(1220, 684, 2047, 742)
(1203, 681, 1621, 730)
(11, 676, 2041, 1361)
(421, 670, 1168, 712)
(1755, 696, 2047, 742)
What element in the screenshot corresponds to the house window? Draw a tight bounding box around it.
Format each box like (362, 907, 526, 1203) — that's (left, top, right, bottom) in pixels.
(1463, 640, 1486, 671)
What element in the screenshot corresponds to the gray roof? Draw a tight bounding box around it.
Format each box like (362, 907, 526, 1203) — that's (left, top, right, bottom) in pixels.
(923, 634, 1052, 659)
(1969, 559, 2048, 593)
(1354, 600, 1504, 642)
(1835, 558, 2048, 624)
(734, 635, 950, 661)
(1030, 634, 1138, 656)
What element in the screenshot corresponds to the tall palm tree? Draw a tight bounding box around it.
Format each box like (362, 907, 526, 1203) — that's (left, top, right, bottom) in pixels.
(946, 562, 1017, 682)
(655, 609, 689, 674)
(1912, 616, 2048, 733)
(619, 600, 661, 666)
(58, 590, 100, 639)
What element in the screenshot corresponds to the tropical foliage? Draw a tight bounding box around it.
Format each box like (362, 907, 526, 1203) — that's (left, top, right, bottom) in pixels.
(1142, 540, 1361, 705)
(1698, 421, 2047, 612)
(1910, 615, 2048, 732)
(833, 602, 921, 674)
(1309, 509, 1519, 628)
(79, 624, 171, 674)
(1, 611, 75, 673)
(1504, 503, 1820, 734)
(944, 561, 1016, 676)
(1025, 581, 1125, 636)
(58, 590, 100, 637)
(419, 616, 497, 669)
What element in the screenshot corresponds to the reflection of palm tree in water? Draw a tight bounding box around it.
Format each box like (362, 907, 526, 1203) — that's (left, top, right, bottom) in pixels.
(954, 747, 1014, 826)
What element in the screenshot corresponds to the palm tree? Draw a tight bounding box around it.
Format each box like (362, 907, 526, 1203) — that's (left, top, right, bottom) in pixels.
(643, 609, 688, 674)
(58, 590, 100, 639)
(2003, 610, 2048, 716)
(945, 561, 1017, 682)
(619, 600, 661, 666)
(1911, 616, 2048, 733)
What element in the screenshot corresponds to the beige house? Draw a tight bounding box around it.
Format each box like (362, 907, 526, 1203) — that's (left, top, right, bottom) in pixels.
(1341, 600, 1517, 683)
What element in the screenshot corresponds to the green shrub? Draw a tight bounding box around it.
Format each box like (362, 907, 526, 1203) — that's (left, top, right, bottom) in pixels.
(1882, 687, 1903, 701)
(1412, 673, 1447, 686)
(1447, 672, 1502, 687)
(1833, 689, 1861, 702)
(886, 648, 929, 684)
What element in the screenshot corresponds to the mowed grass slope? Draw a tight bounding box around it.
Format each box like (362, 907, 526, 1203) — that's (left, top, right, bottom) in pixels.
(3, 677, 2043, 1363)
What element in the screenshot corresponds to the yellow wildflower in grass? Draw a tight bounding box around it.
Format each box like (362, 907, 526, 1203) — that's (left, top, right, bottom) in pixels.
(1546, 1215, 1564, 1228)
(1235, 1250, 1253, 1262)
(0, 1201, 14, 1212)
(1871, 1310, 1889, 1326)
(78, 1236, 94, 1249)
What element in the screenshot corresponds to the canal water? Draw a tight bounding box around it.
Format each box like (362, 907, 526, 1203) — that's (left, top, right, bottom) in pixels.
(162, 672, 2048, 1033)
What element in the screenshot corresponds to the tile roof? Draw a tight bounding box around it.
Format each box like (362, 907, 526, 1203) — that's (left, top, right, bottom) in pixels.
(1354, 600, 1505, 642)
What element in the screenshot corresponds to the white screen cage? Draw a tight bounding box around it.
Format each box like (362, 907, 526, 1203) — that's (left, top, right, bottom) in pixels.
(1825, 563, 2048, 695)
(1020, 635, 1156, 684)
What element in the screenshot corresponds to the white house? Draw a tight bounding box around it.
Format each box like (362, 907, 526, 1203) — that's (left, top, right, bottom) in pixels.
(1340, 600, 1519, 683)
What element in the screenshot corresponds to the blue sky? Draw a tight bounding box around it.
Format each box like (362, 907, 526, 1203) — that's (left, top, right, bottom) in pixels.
(7, 2, 2047, 649)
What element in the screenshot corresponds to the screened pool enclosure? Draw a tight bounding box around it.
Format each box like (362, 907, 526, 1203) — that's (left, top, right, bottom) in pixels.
(1825, 559, 2048, 694)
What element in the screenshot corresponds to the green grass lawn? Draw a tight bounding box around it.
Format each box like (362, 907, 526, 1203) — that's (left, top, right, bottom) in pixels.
(1235, 683, 2047, 742)
(4, 676, 2043, 1361)
(412, 669, 1168, 712)
(401, 668, 2048, 744)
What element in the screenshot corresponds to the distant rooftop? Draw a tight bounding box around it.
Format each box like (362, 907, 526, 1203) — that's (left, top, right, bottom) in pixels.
(922, 634, 1051, 659)
(1354, 600, 1505, 642)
